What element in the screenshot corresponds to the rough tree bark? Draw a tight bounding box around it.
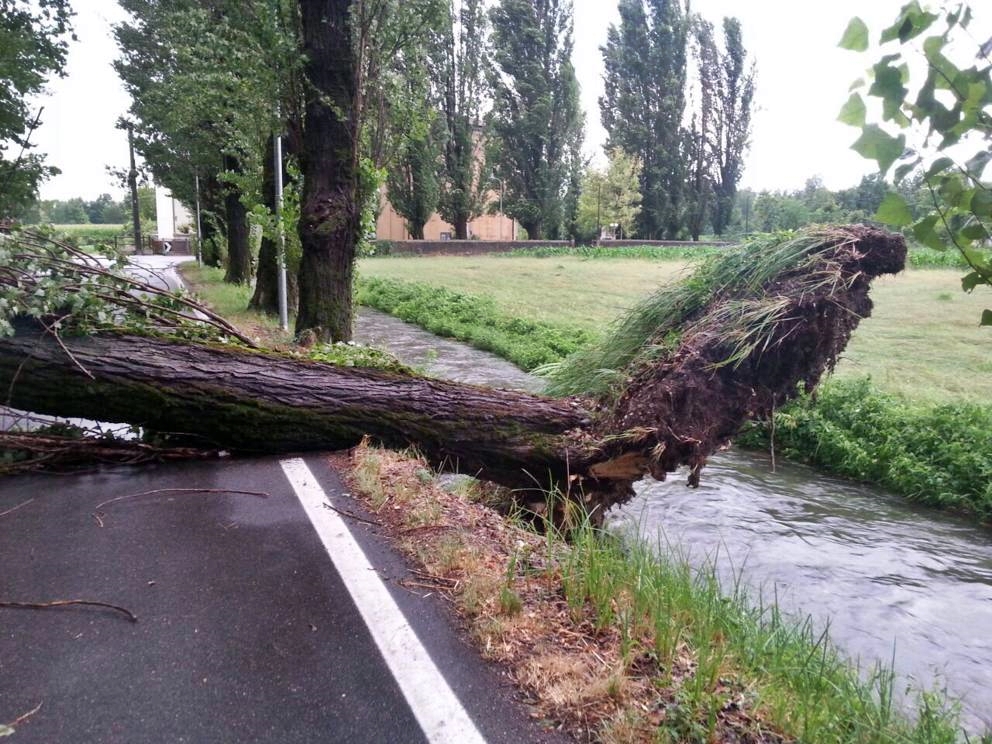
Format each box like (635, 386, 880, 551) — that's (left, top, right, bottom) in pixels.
(223, 154, 252, 285)
(0, 227, 906, 514)
(296, 0, 360, 342)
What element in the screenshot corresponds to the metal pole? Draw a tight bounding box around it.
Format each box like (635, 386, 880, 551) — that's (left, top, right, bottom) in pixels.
(275, 132, 288, 331)
(194, 171, 203, 265)
(498, 181, 503, 241)
(127, 124, 142, 255)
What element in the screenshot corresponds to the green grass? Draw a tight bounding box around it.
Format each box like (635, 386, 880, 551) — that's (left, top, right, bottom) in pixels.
(557, 516, 970, 742)
(356, 276, 594, 370)
(358, 255, 690, 334)
(739, 378, 992, 519)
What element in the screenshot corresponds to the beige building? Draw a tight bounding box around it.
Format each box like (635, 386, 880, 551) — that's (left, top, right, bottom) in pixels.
(375, 188, 517, 242)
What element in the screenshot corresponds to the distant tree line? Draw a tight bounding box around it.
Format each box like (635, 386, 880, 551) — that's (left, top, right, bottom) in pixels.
(15, 187, 156, 226)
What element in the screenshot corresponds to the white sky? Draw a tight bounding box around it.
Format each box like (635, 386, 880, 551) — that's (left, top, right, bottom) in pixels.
(30, 0, 987, 201)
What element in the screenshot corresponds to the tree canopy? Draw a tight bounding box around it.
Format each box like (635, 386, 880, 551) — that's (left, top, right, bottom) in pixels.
(488, 0, 584, 240)
(0, 0, 74, 216)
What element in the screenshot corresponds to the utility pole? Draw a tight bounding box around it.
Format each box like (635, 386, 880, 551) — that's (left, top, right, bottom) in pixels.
(127, 123, 142, 255)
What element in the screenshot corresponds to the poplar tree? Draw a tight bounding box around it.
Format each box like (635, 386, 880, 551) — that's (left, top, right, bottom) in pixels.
(488, 0, 584, 240)
(434, 0, 487, 240)
(711, 18, 755, 236)
(601, 0, 688, 239)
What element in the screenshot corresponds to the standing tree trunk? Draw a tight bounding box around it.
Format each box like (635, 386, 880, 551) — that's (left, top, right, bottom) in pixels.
(296, 0, 360, 343)
(223, 155, 252, 285)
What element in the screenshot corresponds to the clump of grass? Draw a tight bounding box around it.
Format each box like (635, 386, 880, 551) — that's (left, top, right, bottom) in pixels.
(739, 377, 992, 519)
(544, 227, 875, 398)
(355, 276, 593, 370)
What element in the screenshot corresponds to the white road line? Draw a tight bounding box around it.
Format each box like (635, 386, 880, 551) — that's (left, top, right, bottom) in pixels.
(280, 458, 488, 744)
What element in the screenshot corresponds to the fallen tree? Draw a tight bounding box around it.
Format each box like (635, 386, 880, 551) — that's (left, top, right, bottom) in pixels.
(0, 225, 905, 515)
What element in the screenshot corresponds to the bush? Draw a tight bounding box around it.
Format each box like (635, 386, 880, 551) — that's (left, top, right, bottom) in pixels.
(739, 378, 992, 519)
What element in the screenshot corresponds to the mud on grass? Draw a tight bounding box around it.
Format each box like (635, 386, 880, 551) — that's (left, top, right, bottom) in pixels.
(338, 442, 790, 743)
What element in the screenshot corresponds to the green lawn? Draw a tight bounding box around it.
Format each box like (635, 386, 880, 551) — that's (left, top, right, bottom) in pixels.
(360, 255, 992, 406)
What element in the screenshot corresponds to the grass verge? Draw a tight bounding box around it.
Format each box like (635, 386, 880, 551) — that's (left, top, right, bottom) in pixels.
(356, 276, 594, 370)
(342, 442, 974, 743)
(739, 378, 992, 520)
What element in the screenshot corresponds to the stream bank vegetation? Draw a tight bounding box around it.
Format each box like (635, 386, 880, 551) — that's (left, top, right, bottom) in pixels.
(344, 440, 975, 743)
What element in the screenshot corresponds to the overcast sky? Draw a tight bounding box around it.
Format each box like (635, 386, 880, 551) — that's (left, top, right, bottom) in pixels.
(30, 0, 987, 201)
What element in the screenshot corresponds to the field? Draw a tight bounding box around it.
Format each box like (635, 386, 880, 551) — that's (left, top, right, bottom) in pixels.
(360, 255, 992, 406)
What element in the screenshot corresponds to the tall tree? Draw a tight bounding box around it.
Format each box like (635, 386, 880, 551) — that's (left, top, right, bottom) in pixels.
(296, 0, 361, 342)
(434, 0, 487, 240)
(684, 16, 718, 241)
(115, 0, 287, 283)
(575, 149, 641, 242)
(601, 0, 688, 239)
(488, 0, 584, 240)
(0, 0, 74, 217)
(710, 17, 755, 236)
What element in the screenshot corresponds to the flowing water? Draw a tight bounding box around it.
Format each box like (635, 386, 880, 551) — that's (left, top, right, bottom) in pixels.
(355, 308, 992, 733)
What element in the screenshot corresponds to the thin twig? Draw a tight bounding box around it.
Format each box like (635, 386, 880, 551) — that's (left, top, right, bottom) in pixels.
(95, 488, 269, 511)
(322, 501, 381, 526)
(0, 498, 34, 518)
(0, 599, 138, 623)
(41, 317, 95, 380)
(8, 701, 43, 728)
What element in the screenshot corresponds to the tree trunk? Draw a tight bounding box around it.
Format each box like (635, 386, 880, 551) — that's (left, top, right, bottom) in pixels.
(296, 0, 359, 343)
(0, 333, 589, 496)
(453, 216, 468, 240)
(223, 155, 252, 285)
(410, 222, 425, 240)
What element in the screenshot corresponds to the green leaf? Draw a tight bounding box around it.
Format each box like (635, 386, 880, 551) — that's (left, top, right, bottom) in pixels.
(894, 162, 917, 183)
(925, 157, 955, 178)
(875, 192, 914, 226)
(982, 309, 992, 326)
(965, 151, 991, 178)
(913, 215, 947, 251)
(839, 18, 870, 51)
(960, 223, 989, 241)
(851, 125, 906, 173)
(838, 93, 867, 126)
(971, 189, 992, 216)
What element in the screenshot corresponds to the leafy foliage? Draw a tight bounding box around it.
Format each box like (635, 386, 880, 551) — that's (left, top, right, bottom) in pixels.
(0, 229, 252, 345)
(0, 0, 74, 215)
(574, 149, 642, 242)
(840, 2, 992, 323)
(740, 377, 992, 519)
(601, 2, 754, 240)
(432, 0, 488, 239)
(355, 276, 593, 370)
(488, 0, 584, 240)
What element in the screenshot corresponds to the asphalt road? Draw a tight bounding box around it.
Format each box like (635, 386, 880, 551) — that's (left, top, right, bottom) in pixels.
(0, 455, 570, 743)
